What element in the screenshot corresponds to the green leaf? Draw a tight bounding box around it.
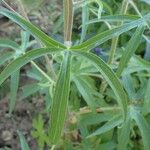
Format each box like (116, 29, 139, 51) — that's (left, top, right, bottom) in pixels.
(130, 106, 150, 150)
(79, 112, 118, 126)
(73, 51, 128, 119)
(0, 48, 61, 85)
(0, 51, 15, 66)
(143, 79, 150, 115)
(48, 52, 71, 144)
(101, 1, 113, 15)
(122, 74, 136, 100)
(117, 115, 131, 150)
(96, 141, 116, 150)
(123, 56, 150, 74)
(80, 4, 89, 43)
(0, 7, 66, 49)
(0, 39, 20, 50)
(134, 56, 150, 71)
(17, 131, 30, 150)
(52, 13, 63, 34)
(86, 15, 139, 25)
(71, 14, 150, 50)
(129, 0, 150, 30)
(116, 25, 145, 76)
(21, 83, 42, 99)
(73, 76, 97, 110)
(9, 70, 20, 114)
(87, 115, 123, 138)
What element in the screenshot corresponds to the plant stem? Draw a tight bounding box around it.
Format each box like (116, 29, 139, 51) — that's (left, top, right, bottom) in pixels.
(31, 61, 54, 83)
(77, 106, 121, 115)
(108, 0, 129, 64)
(44, 55, 57, 81)
(51, 145, 56, 150)
(77, 99, 144, 115)
(63, 0, 74, 47)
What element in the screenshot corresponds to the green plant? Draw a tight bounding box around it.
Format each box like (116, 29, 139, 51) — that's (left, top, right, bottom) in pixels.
(0, 0, 150, 149)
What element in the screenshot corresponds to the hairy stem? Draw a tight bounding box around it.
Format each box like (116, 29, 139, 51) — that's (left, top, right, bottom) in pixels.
(77, 106, 121, 115)
(63, 0, 74, 47)
(31, 61, 54, 83)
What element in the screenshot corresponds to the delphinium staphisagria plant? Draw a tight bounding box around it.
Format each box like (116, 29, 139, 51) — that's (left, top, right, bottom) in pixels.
(0, 0, 150, 149)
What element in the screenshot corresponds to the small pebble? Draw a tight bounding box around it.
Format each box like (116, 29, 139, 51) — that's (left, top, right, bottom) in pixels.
(2, 130, 12, 141)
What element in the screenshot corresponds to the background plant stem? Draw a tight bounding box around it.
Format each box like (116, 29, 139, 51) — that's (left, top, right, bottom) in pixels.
(63, 0, 74, 47)
(108, 0, 129, 64)
(77, 106, 121, 115)
(100, 0, 129, 93)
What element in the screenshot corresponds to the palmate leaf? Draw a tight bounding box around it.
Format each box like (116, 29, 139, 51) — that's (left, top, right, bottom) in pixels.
(130, 106, 150, 150)
(0, 48, 61, 86)
(71, 13, 150, 51)
(48, 52, 71, 144)
(73, 51, 128, 119)
(116, 25, 145, 76)
(0, 7, 66, 49)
